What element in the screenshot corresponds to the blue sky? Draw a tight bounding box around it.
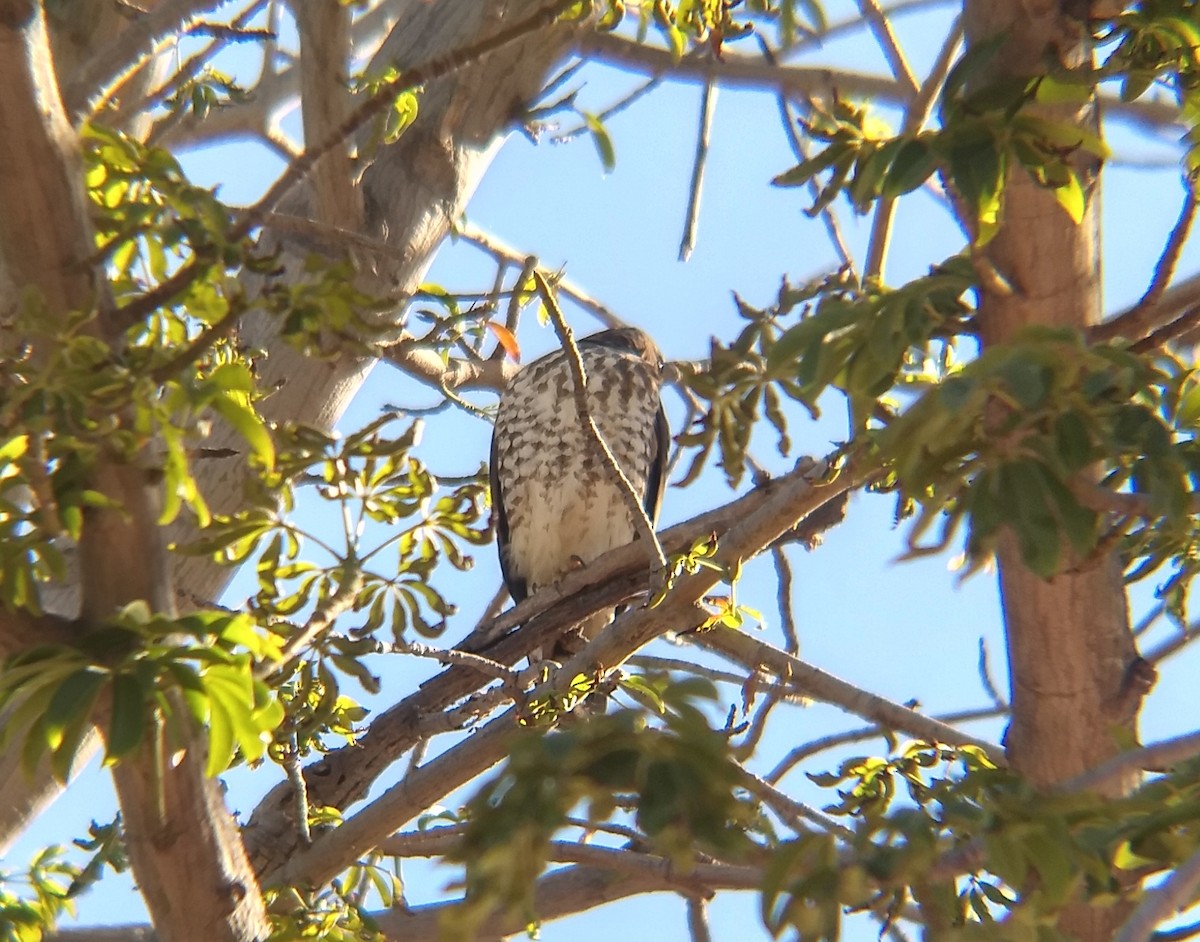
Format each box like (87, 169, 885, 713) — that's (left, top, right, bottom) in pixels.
(9, 2, 1200, 939)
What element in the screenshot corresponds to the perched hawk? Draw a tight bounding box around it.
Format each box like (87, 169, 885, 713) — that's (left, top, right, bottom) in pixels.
(490, 327, 670, 657)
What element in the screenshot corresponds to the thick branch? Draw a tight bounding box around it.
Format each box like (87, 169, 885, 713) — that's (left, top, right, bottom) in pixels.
(577, 31, 1182, 129)
(243, 454, 860, 881)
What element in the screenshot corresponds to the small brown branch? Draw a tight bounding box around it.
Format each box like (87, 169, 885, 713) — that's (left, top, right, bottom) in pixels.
(259, 568, 363, 681)
(863, 17, 962, 280)
(687, 897, 714, 942)
(534, 268, 667, 573)
(692, 629, 1006, 763)
(756, 38, 856, 274)
(772, 546, 800, 654)
(765, 705, 1007, 784)
(140, 0, 271, 115)
(1130, 304, 1200, 353)
(113, 0, 582, 329)
(456, 223, 626, 329)
(739, 766, 857, 840)
(1093, 186, 1199, 344)
(856, 0, 920, 97)
(1065, 731, 1200, 795)
(376, 857, 760, 940)
(679, 77, 717, 262)
(283, 737, 311, 848)
(1114, 845, 1200, 942)
(393, 640, 518, 685)
(490, 254, 537, 361)
(63, 0, 231, 119)
(578, 31, 1181, 127)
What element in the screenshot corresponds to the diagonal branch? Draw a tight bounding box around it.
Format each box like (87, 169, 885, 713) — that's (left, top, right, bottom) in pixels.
(535, 269, 667, 572)
(691, 629, 1006, 763)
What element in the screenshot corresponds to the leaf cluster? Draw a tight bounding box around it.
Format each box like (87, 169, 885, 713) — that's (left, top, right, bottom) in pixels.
(678, 259, 974, 487)
(879, 329, 1200, 594)
(774, 55, 1108, 243)
(0, 603, 285, 781)
(444, 680, 757, 938)
(764, 743, 1200, 941)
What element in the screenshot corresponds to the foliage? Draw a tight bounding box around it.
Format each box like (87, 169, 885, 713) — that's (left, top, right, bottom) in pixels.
(444, 680, 758, 938)
(7, 1, 1200, 941)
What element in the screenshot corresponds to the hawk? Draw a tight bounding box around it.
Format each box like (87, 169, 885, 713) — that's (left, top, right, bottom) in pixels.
(489, 327, 670, 658)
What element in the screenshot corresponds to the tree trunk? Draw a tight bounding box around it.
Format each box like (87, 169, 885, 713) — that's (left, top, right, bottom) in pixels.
(0, 0, 582, 910)
(964, 2, 1141, 938)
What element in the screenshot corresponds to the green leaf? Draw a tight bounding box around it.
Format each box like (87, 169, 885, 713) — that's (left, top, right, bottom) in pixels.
(583, 112, 616, 174)
(44, 668, 107, 752)
(106, 673, 149, 762)
(1054, 170, 1086, 223)
(881, 137, 938, 198)
(772, 144, 848, 188)
(210, 395, 275, 470)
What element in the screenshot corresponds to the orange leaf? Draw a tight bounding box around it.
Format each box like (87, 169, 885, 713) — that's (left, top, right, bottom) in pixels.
(487, 321, 521, 362)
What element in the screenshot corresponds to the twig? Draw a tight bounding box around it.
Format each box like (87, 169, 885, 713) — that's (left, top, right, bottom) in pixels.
(64, 0, 232, 119)
(756, 37, 855, 275)
(576, 31, 1181, 127)
(258, 569, 363, 681)
(772, 546, 800, 655)
(691, 629, 1007, 764)
(490, 255, 537, 361)
(1131, 304, 1200, 353)
(679, 77, 718, 262)
(456, 223, 626, 329)
(1066, 730, 1200, 794)
(141, 0, 272, 114)
(283, 734, 311, 847)
(533, 269, 667, 574)
(740, 766, 857, 841)
(1115, 845, 1200, 942)
(765, 706, 1006, 784)
(1153, 918, 1200, 942)
(1094, 184, 1198, 344)
(977, 637, 1007, 709)
(863, 16, 962, 280)
(392, 640, 518, 685)
(686, 897, 713, 942)
(113, 0, 581, 329)
(553, 74, 663, 142)
(1143, 620, 1200, 665)
(856, 0, 920, 97)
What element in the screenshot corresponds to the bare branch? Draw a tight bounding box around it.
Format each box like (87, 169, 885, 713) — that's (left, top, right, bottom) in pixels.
(1065, 730, 1200, 795)
(63, 0, 233, 119)
(535, 269, 667, 575)
(687, 897, 714, 942)
(456, 222, 627, 329)
(856, 0, 920, 97)
(679, 77, 717, 262)
(1092, 184, 1199, 345)
(577, 31, 1182, 128)
(765, 706, 1008, 784)
(864, 16, 962, 280)
(691, 629, 1006, 763)
(1115, 845, 1200, 942)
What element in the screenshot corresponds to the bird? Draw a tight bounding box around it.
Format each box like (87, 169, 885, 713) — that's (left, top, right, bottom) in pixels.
(489, 327, 670, 662)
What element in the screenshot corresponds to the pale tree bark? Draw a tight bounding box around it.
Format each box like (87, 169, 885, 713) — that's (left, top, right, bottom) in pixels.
(0, 3, 271, 941)
(965, 2, 1143, 939)
(0, 0, 585, 922)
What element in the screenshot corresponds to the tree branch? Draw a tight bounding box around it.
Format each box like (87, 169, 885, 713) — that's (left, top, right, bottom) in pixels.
(691, 629, 1006, 763)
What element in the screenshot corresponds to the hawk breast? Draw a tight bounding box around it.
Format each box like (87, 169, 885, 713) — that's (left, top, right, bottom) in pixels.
(490, 329, 669, 604)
